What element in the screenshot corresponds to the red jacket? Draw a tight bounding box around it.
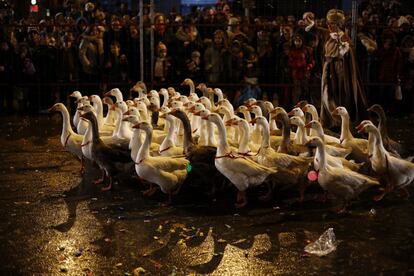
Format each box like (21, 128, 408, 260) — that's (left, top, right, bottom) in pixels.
(288, 46, 314, 80)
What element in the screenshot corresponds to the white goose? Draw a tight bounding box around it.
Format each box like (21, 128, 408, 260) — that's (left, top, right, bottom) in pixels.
(228, 117, 259, 157)
(76, 96, 90, 135)
(112, 101, 133, 140)
(248, 105, 263, 145)
(89, 94, 114, 135)
(333, 106, 369, 163)
(105, 88, 124, 103)
(133, 122, 189, 203)
(69, 90, 82, 127)
(289, 116, 308, 146)
(357, 122, 414, 201)
(203, 113, 276, 208)
(157, 107, 184, 156)
(102, 96, 116, 127)
(49, 103, 84, 172)
(263, 101, 279, 133)
(304, 120, 351, 158)
(302, 103, 340, 144)
(305, 136, 379, 212)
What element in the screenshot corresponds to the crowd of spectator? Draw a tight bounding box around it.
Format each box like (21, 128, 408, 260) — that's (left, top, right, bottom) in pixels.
(0, 0, 413, 116)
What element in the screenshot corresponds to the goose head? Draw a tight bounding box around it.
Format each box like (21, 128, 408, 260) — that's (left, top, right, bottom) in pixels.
(288, 107, 304, 117)
(89, 94, 102, 104)
(148, 96, 160, 111)
(159, 106, 171, 118)
(290, 116, 305, 127)
(357, 121, 377, 134)
(133, 121, 152, 132)
(213, 88, 223, 97)
(250, 116, 267, 127)
(167, 87, 176, 97)
(122, 115, 139, 124)
(148, 89, 159, 98)
(305, 136, 323, 148)
(69, 91, 82, 99)
(104, 88, 123, 102)
(102, 96, 114, 106)
(188, 92, 199, 102)
(76, 96, 89, 106)
(197, 96, 211, 109)
(263, 101, 274, 112)
(225, 117, 238, 127)
(304, 120, 322, 130)
(179, 95, 189, 104)
(159, 88, 168, 97)
(114, 101, 128, 114)
(79, 110, 96, 122)
(367, 104, 385, 118)
(244, 98, 257, 107)
(190, 103, 205, 115)
(332, 106, 348, 117)
(181, 78, 194, 86)
(269, 106, 287, 120)
(302, 103, 316, 114)
(125, 99, 135, 107)
(49, 103, 66, 113)
(248, 105, 262, 116)
(294, 100, 308, 109)
(170, 100, 184, 110)
(356, 120, 375, 133)
(77, 103, 95, 113)
(235, 105, 249, 114)
(124, 106, 140, 117)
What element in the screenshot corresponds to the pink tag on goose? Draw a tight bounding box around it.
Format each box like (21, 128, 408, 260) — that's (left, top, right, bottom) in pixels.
(307, 170, 318, 182)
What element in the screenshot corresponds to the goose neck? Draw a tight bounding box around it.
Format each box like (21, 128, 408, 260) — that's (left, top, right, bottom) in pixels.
(137, 128, 151, 162)
(211, 117, 230, 155)
(340, 114, 353, 141)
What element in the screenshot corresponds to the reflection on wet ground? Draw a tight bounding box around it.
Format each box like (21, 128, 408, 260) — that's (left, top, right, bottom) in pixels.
(0, 114, 414, 275)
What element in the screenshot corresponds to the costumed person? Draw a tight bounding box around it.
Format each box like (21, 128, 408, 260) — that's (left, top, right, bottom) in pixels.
(320, 9, 368, 128)
(154, 42, 171, 83)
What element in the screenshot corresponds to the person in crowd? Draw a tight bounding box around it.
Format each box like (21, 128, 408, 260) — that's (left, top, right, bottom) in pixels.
(33, 33, 58, 110)
(0, 40, 16, 113)
(174, 17, 203, 80)
(376, 31, 403, 115)
(103, 41, 129, 94)
(153, 42, 171, 84)
(204, 29, 227, 84)
(103, 16, 127, 59)
(256, 27, 276, 103)
(78, 24, 102, 94)
(288, 33, 314, 106)
(57, 32, 80, 103)
(125, 23, 140, 83)
(185, 50, 202, 83)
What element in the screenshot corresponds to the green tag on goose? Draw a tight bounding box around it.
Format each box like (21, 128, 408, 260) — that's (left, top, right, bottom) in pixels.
(186, 163, 192, 173)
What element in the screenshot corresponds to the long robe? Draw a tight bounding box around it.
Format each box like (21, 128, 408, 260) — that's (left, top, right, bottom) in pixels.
(320, 32, 368, 128)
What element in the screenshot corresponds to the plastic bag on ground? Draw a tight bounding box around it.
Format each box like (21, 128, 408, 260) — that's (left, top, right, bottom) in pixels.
(304, 228, 336, 256)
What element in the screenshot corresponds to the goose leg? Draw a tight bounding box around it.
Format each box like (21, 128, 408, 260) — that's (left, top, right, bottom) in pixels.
(80, 156, 85, 175)
(398, 187, 410, 199)
(259, 182, 274, 202)
(235, 191, 247, 208)
(94, 170, 106, 185)
(101, 176, 113, 191)
(142, 184, 159, 197)
(373, 184, 393, 201)
(162, 192, 173, 206)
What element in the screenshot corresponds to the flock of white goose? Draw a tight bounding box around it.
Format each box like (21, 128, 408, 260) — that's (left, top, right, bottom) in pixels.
(49, 78, 414, 211)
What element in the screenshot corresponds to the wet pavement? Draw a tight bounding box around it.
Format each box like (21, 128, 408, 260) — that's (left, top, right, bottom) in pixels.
(1, 113, 414, 275)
